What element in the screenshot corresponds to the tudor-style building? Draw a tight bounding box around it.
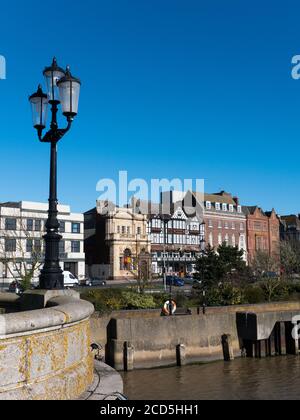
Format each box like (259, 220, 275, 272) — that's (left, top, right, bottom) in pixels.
(150, 206, 204, 276)
(242, 206, 280, 263)
(131, 195, 205, 276)
(84, 201, 151, 281)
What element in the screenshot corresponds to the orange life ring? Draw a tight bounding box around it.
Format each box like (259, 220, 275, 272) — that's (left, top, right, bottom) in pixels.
(163, 300, 177, 315)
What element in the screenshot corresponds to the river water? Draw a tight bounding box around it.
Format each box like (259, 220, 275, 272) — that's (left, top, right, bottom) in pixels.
(122, 357, 300, 400)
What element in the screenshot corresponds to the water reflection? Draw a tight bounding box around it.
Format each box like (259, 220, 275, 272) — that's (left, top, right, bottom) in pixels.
(122, 357, 300, 400)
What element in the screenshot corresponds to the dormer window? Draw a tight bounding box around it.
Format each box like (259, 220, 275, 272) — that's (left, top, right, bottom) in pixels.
(237, 206, 242, 214)
(229, 204, 234, 212)
(222, 204, 227, 212)
(206, 201, 211, 210)
(215, 203, 221, 211)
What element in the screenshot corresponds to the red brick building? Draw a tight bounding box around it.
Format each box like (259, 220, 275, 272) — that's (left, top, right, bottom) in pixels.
(243, 206, 280, 263)
(194, 191, 248, 260)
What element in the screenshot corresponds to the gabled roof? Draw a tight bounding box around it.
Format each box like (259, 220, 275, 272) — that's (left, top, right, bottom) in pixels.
(194, 191, 237, 205)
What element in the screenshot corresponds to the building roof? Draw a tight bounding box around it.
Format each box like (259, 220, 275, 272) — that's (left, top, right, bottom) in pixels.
(0, 202, 21, 208)
(280, 215, 300, 228)
(195, 191, 237, 205)
(242, 206, 261, 216)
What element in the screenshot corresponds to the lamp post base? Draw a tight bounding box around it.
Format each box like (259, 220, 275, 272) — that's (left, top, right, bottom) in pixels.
(39, 269, 64, 291)
(20, 288, 80, 311)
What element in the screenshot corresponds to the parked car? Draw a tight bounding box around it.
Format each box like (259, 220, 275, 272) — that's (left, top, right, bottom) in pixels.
(8, 280, 25, 295)
(263, 271, 278, 279)
(63, 271, 79, 288)
(184, 276, 196, 285)
(83, 277, 107, 287)
(166, 276, 185, 288)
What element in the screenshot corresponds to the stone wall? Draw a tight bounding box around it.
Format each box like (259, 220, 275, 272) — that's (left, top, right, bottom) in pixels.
(90, 302, 300, 371)
(0, 294, 94, 400)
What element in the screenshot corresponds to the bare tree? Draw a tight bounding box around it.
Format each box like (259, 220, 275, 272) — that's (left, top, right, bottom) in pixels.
(0, 221, 44, 290)
(250, 250, 280, 280)
(280, 240, 300, 279)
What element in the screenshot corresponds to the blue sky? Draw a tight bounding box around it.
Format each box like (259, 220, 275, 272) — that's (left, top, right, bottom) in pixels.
(0, 0, 300, 214)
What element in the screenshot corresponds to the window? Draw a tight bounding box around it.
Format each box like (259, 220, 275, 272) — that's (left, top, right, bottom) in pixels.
(254, 222, 261, 230)
(34, 240, 41, 253)
(35, 220, 42, 232)
(137, 227, 141, 235)
(240, 223, 244, 231)
(5, 218, 16, 231)
(232, 223, 235, 230)
(208, 220, 213, 228)
(72, 222, 81, 234)
(122, 226, 126, 235)
(218, 221, 222, 229)
(59, 221, 65, 233)
(222, 204, 228, 212)
(225, 222, 229, 229)
(215, 203, 221, 211)
(218, 234, 222, 245)
(127, 226, 131, 235)
(237, 206, 242, 214)
(26, 239, 33, 253)
(152, 219, 161, 229)
(232, 235, 236, 247)
(117, 226, 120, 234)
(229, 205, 234, 212)
(59, 240, 65, 254)
(27, 219, 34, 231)
(5, 238, 16, 252)
(206, 201, 211, 210)
(71, 241, 80, 253)
(225, 234, 229, 245)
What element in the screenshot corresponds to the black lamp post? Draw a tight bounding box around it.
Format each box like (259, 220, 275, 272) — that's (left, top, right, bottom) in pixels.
(29, 58, 81, 290)
(160, 214, 172, 312)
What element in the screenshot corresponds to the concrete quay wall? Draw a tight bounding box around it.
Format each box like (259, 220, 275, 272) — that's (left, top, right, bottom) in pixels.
(90, 302, 300, 371)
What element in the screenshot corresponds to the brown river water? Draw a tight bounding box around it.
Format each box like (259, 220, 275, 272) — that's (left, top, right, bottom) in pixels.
(122, 356, 300, 400)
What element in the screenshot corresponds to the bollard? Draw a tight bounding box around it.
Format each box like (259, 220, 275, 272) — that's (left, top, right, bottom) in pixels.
(176, 344, 187, 366)
(123, 341, 134, 371)
(279, 322, 287, 356)
(222, 334, 234, 361)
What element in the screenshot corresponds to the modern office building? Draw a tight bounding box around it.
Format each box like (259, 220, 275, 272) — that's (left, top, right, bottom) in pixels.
(0, 201, 85, 285)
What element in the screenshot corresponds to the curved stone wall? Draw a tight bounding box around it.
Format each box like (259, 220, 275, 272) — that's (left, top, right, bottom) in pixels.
(0, 294, 94, 400)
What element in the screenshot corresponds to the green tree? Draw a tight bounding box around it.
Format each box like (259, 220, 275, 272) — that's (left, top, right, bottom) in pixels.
(194, 245, 222, 287)
(195, 243, 248, 288)
(218, 243, 247, 282)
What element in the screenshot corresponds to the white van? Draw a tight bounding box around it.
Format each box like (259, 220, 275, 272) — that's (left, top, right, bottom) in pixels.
(63, 271, 79, 288)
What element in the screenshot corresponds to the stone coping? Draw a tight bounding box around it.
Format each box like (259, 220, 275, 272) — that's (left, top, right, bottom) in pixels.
(0, 294, 94, 338)
(78, 361, 124, 401)
(0, 293, 20, 304)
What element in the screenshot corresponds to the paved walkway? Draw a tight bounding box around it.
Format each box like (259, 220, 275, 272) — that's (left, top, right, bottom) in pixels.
(78, 361, 125, 401)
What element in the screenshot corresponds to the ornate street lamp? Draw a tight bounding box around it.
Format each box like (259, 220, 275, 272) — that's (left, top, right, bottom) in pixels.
(29, 58, 81, 290)
(159, 214, 173, 314)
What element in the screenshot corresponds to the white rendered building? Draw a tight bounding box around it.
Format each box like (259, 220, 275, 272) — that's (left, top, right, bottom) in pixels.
(0, 201, 85, 286)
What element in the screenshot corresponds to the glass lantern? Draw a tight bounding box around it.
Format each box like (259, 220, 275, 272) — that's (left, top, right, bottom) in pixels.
(57, 66, 81, 119)
(43, 57, 66, 102)
(29, 85, 48, 129)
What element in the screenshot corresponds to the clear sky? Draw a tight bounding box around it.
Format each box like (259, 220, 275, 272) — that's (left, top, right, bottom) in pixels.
(0, 0, 300, 214)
